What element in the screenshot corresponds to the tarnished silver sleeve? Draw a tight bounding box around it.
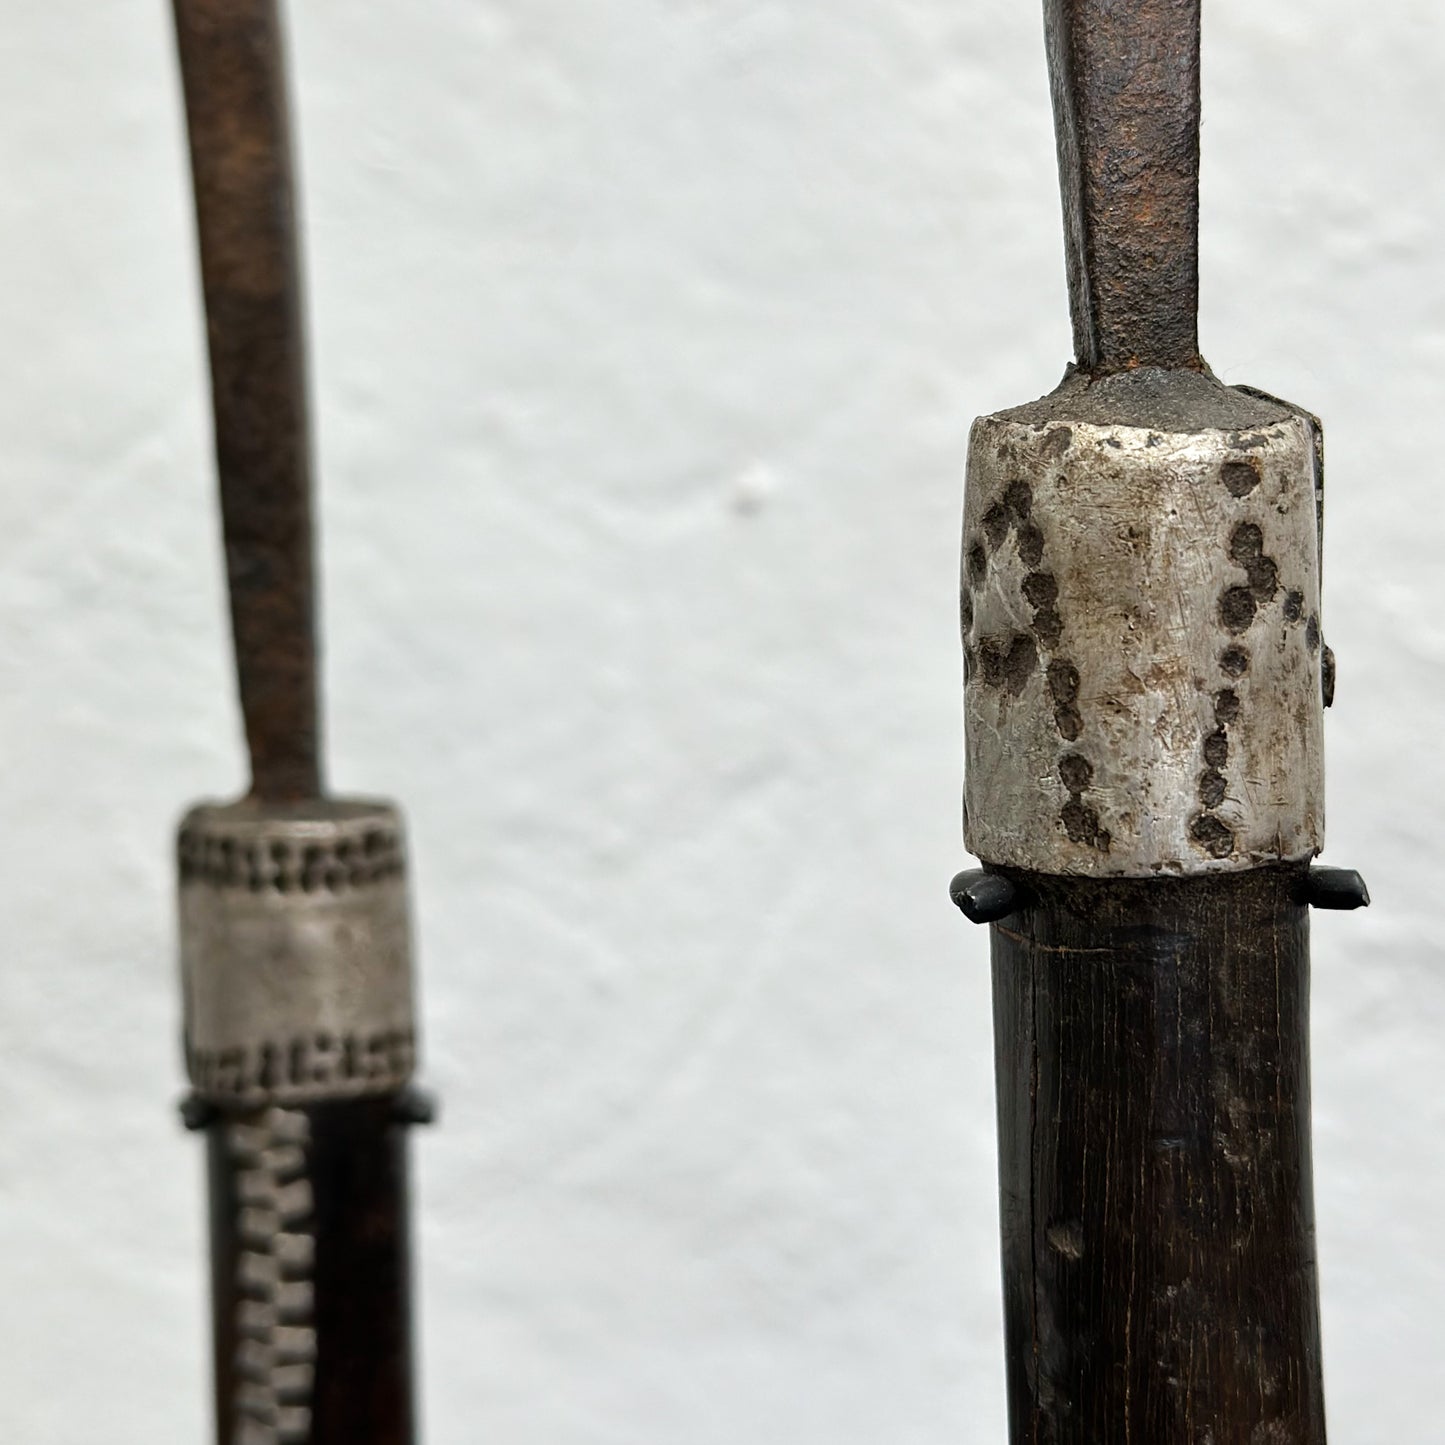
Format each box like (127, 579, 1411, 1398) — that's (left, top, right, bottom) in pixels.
(178, 797, 417, 1105)
(962, 410, 1326, 877)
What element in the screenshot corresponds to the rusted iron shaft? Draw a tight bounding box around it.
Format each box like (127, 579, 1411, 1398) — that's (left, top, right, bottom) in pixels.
(1046, 0, 1202, 372)
(173, 0, 319, 803)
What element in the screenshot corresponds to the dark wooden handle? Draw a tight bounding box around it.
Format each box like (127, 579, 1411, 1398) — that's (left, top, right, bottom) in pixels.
(990, 866, 1326, 1443)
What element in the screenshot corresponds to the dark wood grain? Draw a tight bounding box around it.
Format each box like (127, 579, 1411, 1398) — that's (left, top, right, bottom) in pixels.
(990, 865, 1326, 1444)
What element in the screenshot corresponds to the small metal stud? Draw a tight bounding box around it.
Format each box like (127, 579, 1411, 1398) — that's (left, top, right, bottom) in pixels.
(393, 1088, 438, 1127)
(950, 869, 1022, 924)
(1304, 866, 1370, 911)
(179, 1093, 221, 1132)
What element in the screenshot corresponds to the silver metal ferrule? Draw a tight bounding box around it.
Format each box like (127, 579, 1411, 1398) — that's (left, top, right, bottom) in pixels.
(178, 797, 417, 1106)
(962, 407, 1326, 878)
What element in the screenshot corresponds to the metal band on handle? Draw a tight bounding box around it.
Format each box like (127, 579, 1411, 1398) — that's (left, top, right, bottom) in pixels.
(179, 798, 416, 1106)
(963, 398, 1326, 877)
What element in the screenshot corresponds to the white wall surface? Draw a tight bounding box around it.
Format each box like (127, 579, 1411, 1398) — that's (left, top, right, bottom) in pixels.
(0, 2, 1435, 1441)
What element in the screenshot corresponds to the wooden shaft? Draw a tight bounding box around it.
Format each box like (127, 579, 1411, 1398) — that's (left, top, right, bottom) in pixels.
(172, 0, 321, 802)
(989, 865, 1326, 1443)
(206, 1098, 418, 1445)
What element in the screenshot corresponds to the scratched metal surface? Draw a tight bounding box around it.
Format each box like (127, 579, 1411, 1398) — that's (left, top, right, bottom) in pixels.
(963, 408, 1325, 876)
(0, 4, 1432, 1444)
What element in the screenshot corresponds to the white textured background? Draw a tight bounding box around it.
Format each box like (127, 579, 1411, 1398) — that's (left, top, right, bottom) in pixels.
(0, 3, 1435, 1441)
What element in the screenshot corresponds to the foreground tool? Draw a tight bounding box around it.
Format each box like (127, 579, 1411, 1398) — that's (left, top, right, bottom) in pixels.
(954, 2, 1366, 1438)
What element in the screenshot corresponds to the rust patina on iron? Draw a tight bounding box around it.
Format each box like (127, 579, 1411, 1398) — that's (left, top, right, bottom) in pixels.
(174, 0, 319, 802)
(1047, 0, 1203, 373)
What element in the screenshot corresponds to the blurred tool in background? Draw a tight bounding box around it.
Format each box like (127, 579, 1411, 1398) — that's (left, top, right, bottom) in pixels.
(171, 3, 428, 1441)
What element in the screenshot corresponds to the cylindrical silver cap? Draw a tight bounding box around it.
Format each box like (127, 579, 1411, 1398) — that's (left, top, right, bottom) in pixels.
(963, 406, 1326, 877)
(178, 797, 416, 1105)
